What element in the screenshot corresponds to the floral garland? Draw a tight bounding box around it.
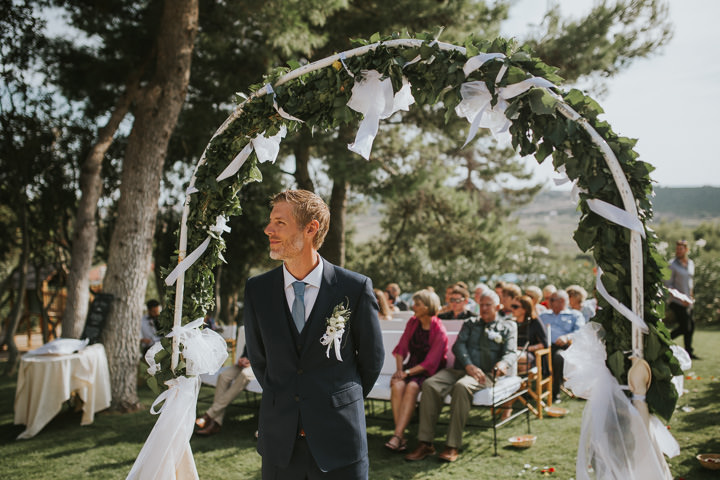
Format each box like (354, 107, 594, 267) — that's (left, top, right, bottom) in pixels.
(151, 33, 681, 420)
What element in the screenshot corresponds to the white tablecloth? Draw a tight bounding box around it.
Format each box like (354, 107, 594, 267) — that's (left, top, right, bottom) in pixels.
(14, 343, 112, 439)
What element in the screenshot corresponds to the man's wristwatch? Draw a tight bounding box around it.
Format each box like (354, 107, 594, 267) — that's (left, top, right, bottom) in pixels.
(404, 369, 410, 375)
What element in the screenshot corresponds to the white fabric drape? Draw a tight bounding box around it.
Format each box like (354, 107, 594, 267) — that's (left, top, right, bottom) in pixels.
(562, 323, 675, 480)
(128, 324, 228, 479)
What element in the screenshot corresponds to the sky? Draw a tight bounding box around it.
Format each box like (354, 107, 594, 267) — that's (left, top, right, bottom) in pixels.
(500, 0, 720, 189)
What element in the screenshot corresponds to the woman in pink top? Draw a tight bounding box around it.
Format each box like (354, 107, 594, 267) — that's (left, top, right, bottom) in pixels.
(385, 289, 449, 452)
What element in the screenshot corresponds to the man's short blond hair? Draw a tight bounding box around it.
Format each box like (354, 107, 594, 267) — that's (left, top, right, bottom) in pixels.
(271, 190, 330, 249)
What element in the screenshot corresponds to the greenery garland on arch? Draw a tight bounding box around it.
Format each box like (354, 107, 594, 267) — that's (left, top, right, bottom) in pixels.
(152, 32, 682, 421)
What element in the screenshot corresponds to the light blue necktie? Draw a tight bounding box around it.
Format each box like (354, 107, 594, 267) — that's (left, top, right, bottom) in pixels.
(292, 281, 306, 333)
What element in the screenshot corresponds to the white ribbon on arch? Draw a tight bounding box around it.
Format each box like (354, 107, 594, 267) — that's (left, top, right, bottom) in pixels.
(455, 76, 555, 146)
(346, 70, 415, 160)
(215, 125, 287, 183)
(164, 215, 231, 286)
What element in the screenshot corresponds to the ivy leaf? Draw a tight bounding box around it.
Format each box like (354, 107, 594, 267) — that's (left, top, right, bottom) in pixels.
(147, 375, 159, 395)
(535, 141, 553, 163)
(644, 329, 661, 361)
(369, 32, 381, 43)
(608, 350, 625, 379)
(528, 88, 557, 115)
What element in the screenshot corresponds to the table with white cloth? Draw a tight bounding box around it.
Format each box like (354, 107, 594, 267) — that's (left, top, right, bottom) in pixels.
(13, 343, 112, 439)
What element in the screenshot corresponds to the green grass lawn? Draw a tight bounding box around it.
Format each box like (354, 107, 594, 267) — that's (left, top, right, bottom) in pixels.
(1, 325, 718, 479)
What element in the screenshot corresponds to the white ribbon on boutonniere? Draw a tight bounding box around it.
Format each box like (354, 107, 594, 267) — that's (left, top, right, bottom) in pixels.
(320, 301, 351, 361)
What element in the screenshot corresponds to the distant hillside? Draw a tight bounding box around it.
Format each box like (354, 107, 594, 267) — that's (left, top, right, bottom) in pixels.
(349, 187, 720, 248)
(651, 186, 720, 219)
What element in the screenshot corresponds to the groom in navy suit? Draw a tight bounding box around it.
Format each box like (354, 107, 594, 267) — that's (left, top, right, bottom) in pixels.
(244, 190, 384, 479)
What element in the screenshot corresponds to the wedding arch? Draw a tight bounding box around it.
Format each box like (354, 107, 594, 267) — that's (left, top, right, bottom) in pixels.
(137, 33, 683, 478)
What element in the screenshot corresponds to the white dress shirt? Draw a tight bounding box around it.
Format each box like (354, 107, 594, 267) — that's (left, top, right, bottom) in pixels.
(283, 260, 324, 323)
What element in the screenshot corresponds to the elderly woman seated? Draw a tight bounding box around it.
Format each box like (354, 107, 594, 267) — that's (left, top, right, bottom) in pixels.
(384, 289, 448, 452)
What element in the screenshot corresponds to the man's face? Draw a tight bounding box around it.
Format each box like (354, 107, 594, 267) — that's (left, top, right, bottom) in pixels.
(474, 288, 483, 304)
(264, 201, 307, 261)
(385, 286, 396, 301)
(148, 306, 161, 319)
(478, 297, 499, 323)
(549, 294, 566, 314)
(676, 243, 688, 259)
(501, 293, 514, 311)
(448, 294, 468, 315)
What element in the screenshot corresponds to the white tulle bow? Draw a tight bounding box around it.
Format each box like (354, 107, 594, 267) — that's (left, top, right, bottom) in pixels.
(347, 70, 415, 160)
(166, 318, 228, 376)
(455, 76, 555, 146)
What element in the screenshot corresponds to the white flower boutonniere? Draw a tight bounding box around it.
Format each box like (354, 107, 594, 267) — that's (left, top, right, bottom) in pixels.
(487, 329, 503, 344)
(320, 301, 351, 361)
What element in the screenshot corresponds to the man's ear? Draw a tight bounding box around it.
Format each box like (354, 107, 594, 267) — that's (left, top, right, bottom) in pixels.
(305, 219, 320, 237)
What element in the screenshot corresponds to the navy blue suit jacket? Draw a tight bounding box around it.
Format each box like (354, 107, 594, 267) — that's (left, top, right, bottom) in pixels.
(244, 258, 384, 472)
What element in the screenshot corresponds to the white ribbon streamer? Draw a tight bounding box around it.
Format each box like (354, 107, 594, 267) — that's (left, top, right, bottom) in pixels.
(216, 142, 253, 182)
(587, 198, 646, 238)
(145, 342, 165, 376)
(339, 53, 355, 77)
(253, 125, 287, 163)
(595, 266, 648, 333)
(346, 70, 415, 160)
(265, 84, 304, 123)
(127, 376, 200, 480)
(216, 127, 287, 183)
(320, 326, 345, 362)
(165, 215, 230, 286)
(462, 52, 506, 77)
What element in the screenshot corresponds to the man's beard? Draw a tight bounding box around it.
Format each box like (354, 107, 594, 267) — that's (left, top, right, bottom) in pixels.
(269, 231, 305, 261)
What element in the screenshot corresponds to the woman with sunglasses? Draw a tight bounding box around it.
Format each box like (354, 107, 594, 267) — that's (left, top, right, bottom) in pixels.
(511, 295, 548, 374)
(500, 295, 549, 420)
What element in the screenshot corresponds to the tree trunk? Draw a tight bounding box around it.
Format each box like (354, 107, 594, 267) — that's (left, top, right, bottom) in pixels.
(101, 0, 198, 412)
(293, 128, 315, 191)
(62, 74, 143, 340)
(3, 203, 29, 376)
(321, 179, 348, 267)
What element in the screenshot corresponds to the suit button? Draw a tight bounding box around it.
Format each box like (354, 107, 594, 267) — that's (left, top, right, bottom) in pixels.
(297, 369, 303, 375)
(294, 395, 300, 402)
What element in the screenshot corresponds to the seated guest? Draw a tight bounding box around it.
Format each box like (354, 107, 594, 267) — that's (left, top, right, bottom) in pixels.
(438, 285, 475, 320)
(539, 290, 585, 402)
(512, 295, 548, 374)
(499, 283, 522, 319)
(405, 291, 517, 463)
(385, 290, 448, 452)
(566, 285, 596, 322)
(374, 288, 394, 321)
(195, 347, 254, 436)
(140, 299, 162, 354)
(500, 294, 548, 419)
(470, 283, 490, 315)
(524, 285, 547, 315)
(437, 284, 455, 315)
(541, 284, 557, 309)
(386, 283, 409, 311)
